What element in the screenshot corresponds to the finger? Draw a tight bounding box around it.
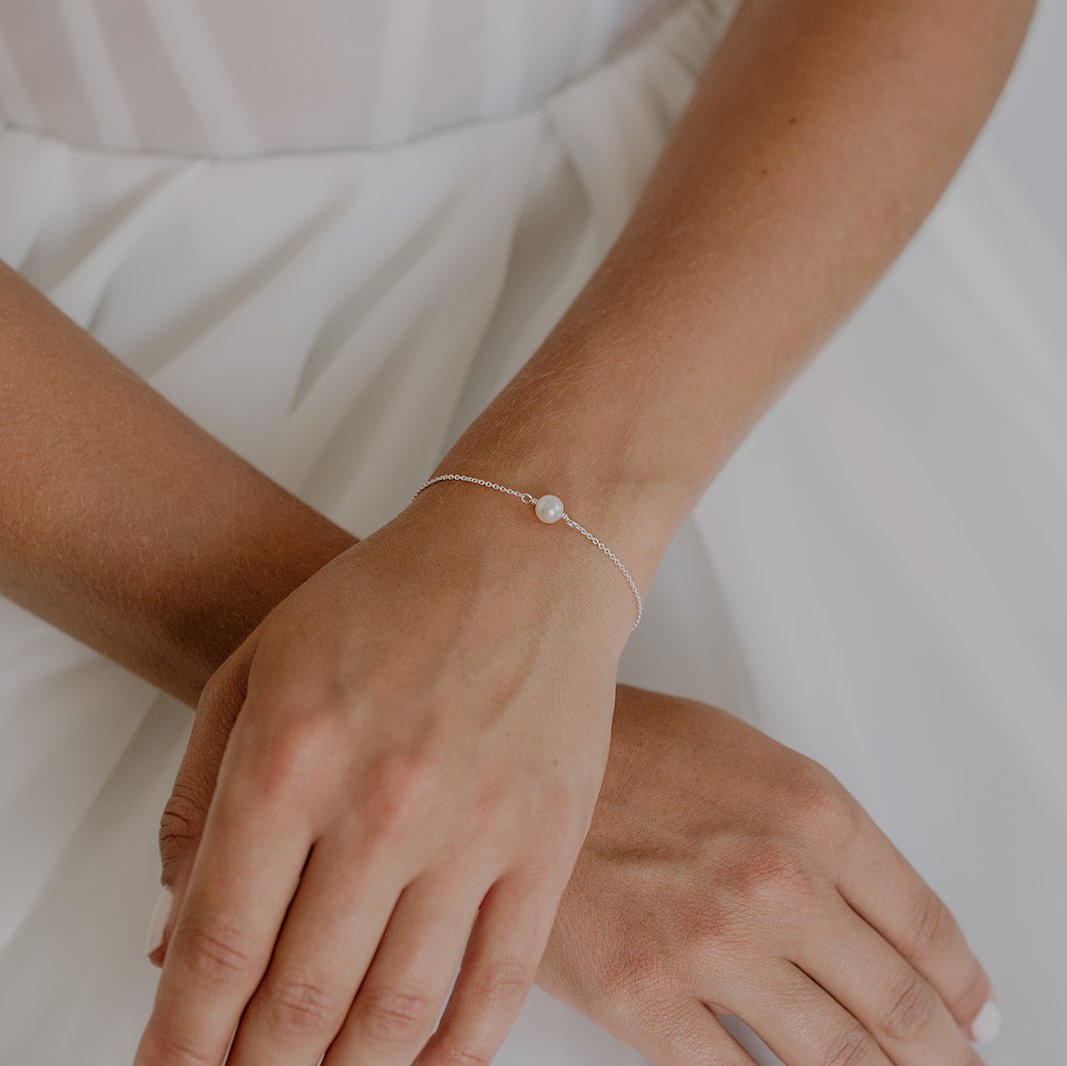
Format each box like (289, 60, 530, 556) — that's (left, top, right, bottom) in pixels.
(800, 892, 984, 1064)
(837, 816, 996, 1043)
(225, 832, 411, 1066)
(736, 959, 896, 1066)
(413, 873, 558, 1066)
(133, 762, 312, 1066)
(150, 638, 256, 967)
(322, 874, 483, 1065)
(610, 1000, 759, 1066)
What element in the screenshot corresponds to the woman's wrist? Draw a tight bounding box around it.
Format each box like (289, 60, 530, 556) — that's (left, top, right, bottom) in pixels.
(0, 263, 363, 707)
(166, 515, 357, 703)
(428, 339, 689, 617)
(429, 0, 1037, 621)
(398, 477, 641, 653)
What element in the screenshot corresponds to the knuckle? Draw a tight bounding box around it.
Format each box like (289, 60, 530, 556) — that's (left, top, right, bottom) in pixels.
(905, 891, 957, 956)
(158, 787, 202, 869)
(360, 984, 437, 1044)
(140, 1026, 216, 1066)
(636, 997, 715, 1051)
(881, 967, 939, 1041)
(195, 669, 228, 722)
(684, 899, 746, 957)
(259, 975, 339, 1039)
(791, 763, 860, 840)
(731, 847, 815, 914)
(431, 1044, 493, 1066)
(248, 708, 346, 805)
(603, 953, 674, 1011)
(824, 1022, 880, 1066)
(460, 805, 511, 856)
(470, 957, 532, 1011)
(197, 658, 241, 718)
(181, 917, 256, 986)
(366, 750, 441, 833)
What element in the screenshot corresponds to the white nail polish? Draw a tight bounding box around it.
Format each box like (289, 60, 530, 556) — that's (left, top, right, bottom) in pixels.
(145, 885, 174, 958)
(971, 999, 1001, 1045)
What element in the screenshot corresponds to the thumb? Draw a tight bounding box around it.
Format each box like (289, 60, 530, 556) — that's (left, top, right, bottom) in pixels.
(146, 634, 256, 967)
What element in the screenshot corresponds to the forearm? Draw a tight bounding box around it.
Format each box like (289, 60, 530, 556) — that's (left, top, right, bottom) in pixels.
(0, 261, 354, 704)
(435, 0, 1037, 599)
(0, 0, 1035, 696)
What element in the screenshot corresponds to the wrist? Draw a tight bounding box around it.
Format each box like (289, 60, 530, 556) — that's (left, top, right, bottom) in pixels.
(432, 322, 707, 600)
(171, 516, 357, 707)
(400, 473, 640, 653)
(427, 444, 671, 608)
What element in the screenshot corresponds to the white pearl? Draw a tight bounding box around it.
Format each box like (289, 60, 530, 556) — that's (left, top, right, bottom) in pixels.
(535, 494, 564, 523)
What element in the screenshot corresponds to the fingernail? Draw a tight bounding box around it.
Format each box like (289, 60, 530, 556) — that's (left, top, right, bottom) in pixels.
(145, 885, 174, 960)
(971, 998, 1001, 1045)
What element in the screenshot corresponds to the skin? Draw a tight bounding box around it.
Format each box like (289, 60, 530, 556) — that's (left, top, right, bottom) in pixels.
(543, 690, 995, 1066)
(0, 258, 355, 706)
(0, 0, 1033, 1061)
(152, 0, 1035, 1053)
(0, 265, 996, 1066)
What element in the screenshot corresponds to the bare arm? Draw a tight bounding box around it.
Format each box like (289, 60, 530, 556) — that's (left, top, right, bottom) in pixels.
(0, 5, 1033, 1060)
(0, 0, 1036, 697)
(438, 0, 1038, 603)
(0, 260, 354, 705)
(0, 268, 995, 1066)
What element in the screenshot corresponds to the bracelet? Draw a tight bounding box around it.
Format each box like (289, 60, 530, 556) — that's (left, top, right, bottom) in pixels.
(411, 473, 644, 631)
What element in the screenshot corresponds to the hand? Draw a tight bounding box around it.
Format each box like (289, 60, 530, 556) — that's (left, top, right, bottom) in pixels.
(135, 484, 631, 1066)
(540, 685, 997, 1066)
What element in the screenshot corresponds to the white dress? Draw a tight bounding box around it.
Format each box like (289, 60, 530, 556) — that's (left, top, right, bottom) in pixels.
(0, 2, 1064, 1063)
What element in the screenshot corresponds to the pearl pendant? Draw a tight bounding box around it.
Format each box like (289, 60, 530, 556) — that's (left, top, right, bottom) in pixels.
(534, 494, 565, 523)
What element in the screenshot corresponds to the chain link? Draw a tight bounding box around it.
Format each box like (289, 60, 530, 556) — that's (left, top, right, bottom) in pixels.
(412, 473, 643, 631)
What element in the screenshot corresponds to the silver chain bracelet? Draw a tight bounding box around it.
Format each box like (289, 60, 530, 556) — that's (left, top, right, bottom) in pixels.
(411, 473, 643, 631)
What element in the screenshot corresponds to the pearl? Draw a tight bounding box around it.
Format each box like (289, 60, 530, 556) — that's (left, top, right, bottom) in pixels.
(534, 494, 565, 523)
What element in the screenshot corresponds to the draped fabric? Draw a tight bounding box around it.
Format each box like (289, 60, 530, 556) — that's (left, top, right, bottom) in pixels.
(0, 2, 1063, 1063)
(0, 0, 680, 154)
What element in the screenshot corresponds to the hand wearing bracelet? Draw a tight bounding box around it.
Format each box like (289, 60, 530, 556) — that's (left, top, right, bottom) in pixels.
(134, 479, 631, 1066)
(148, 502, 997, 1066)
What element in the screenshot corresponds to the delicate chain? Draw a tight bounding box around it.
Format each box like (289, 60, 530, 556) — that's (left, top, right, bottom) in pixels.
(411, 473, 643, 631)
(558, 513, 643, 630)
(413, 474, 539, 507)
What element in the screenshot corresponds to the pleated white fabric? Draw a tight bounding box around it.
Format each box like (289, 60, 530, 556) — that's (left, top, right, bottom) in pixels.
(0, 0, 681, 155)
(0, 1, 1064, 1063)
